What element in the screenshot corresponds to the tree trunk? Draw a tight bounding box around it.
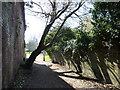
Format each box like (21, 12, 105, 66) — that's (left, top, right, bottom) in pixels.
(43, 53, 45, 61)
(22, 2, 84, 69)
(24, 48, 42, 69)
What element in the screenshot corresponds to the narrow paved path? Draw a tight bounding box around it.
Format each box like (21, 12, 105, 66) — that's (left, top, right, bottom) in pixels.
(12, 55, 118, 89)
(12, 55, 74, 89)
(21, 63, 74, 88)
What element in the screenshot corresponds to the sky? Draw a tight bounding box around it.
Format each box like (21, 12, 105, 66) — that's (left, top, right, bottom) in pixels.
(25, 11, 45, 43)
(24, 1, 93, 43)
(25, 1, 50, 43)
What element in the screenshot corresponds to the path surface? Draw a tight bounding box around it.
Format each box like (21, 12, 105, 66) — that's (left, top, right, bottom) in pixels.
(12, 55, 118, 89)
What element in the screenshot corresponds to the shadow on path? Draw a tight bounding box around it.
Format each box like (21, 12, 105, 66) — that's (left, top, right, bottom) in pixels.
(16, 63, 75, 89)
(56, 71, 102, 83)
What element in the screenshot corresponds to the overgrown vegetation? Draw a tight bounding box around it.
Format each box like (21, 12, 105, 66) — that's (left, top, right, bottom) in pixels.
(45, 2, 120, 87)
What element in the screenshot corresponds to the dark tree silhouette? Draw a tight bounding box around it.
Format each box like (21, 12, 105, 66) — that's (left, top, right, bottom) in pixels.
(24, 0, 85, 69)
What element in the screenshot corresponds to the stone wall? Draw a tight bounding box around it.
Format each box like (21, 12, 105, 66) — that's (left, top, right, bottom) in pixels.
(0, 2, 2, 89)
(2, 2, 25, 88)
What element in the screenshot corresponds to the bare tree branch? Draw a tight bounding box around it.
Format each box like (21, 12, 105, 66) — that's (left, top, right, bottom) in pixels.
(46, 0, 85, 47)
(36, 1, 71, 49)
(26, 8, 50, 16)
(58, 17, 64, 21)
(32, 2, 44, 13)
(55, 2, 70, 19)
(48, 0, 56, 9)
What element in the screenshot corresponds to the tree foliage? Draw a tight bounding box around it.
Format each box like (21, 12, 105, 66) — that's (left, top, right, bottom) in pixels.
(45, 2, 120, 74)
(26, 36, 38, 52)
(91, 2, 120, 47)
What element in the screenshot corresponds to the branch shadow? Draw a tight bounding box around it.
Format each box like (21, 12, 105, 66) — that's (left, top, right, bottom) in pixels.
(55, 70, 102, 83)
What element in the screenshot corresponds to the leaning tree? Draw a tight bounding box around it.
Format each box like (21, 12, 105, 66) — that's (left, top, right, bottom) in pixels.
(24, 0, 85, 69)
